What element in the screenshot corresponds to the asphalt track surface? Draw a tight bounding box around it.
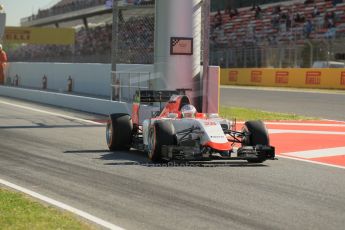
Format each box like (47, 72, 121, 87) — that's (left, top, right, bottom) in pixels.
(1, 96, 345, 230)
(220, 86, 345, 121)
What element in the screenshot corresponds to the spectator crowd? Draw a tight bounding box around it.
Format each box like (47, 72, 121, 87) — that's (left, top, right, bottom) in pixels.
(210, 0, 345, 49)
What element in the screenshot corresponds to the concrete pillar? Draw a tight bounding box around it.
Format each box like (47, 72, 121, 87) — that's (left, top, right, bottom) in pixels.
(154, 0, 202, 101)
(0, 13, 6, 39)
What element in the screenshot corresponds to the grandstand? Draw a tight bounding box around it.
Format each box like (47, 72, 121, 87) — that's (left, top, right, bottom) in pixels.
(211, 0, 345, 46)
(210, 0, 345, 67)
(5, 0, 345, 67)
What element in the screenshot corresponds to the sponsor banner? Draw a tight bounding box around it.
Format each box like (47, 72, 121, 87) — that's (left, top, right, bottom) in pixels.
(220, 68, 345, 89)
(275, 71, 289, 84)
(251, 71, 262, 83)
(4, 26, 75, 45)
(228, 71, 238, 82)
(305, 71, 321, 85)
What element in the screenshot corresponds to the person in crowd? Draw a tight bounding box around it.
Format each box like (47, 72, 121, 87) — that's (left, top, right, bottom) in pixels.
(251, 0, 259, 11)
(324, 12, 336, 28)
(214, 9, 222, 29)
(254, 5, 262, 19)
(312, 5, 320, 17)
(272, 5, 281, 15)
(294, 12, 305, 23)
(0, 44, 7, 85)
(304, 19, 313, 38)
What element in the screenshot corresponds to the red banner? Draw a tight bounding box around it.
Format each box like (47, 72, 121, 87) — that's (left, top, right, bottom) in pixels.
(341, 72, 345, 85)
(228, 71, 238, 82)
(275, 71, 289, 84)
(305, 71, 321, 85)
(251, 71, 262, 83)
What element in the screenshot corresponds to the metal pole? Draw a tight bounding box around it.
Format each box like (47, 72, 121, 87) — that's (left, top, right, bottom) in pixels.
(111, 0, 119, 100)
(202, 0, 210, 112)
(306, 39, 313, 67)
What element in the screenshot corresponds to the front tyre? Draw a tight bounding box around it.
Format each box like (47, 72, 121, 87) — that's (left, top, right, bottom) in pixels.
(242, 120, 269, 163)
(147, 121, 175, 163)
(106, 113, 133, 151)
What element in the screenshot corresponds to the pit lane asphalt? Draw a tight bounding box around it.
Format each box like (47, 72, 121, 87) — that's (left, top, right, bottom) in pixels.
(0, 96, 345, 230)
(220, 86, 345, 121)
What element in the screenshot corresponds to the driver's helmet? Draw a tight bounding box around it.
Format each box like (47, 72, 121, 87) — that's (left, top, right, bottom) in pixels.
(181, 104, 197, 118)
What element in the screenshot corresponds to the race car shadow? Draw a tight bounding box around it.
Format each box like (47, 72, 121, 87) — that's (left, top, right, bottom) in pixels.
(100, 150, 269, 167)
(64, 150, 112, 154)
(100, 150, 151, 165)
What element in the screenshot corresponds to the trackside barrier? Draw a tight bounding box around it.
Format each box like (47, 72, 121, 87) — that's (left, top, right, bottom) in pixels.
(0, 86, 131, 115)
(220, 68, 345, 90)
(4, 62, 154, 98)
(1, 63, 220, 115)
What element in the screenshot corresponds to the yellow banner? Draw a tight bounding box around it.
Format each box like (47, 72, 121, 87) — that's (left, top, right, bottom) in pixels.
(221, 68, 345, 90)
(4, 27, 75, 45)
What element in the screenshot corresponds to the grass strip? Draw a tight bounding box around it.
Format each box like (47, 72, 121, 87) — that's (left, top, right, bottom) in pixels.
(220, 106, 317, 121)
(0, 188, 94, 230)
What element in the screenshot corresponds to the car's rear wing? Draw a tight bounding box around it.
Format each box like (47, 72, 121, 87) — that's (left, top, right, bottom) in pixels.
(134, 89, 193, 104)
(134, 90, 178, 103)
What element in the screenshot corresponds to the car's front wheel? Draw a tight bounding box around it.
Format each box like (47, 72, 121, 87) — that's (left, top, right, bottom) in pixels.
(242, 120, 269, 163)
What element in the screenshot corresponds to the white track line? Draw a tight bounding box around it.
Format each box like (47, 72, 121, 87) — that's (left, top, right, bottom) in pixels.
(278, 155, 345, 170)
(0, 100, 123, 229)
(0, 100, 102, 125)
(283, 146, 345, 159)
(0, 178, 125, 230)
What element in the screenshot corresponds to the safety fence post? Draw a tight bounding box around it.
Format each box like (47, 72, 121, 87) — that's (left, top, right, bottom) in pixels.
(67, 76, 73, 92)
(42, 75, 47, 89)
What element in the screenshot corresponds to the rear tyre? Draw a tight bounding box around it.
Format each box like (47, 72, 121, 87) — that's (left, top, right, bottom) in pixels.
(242, 120, 269, 163)
(106, 113, 133, 151)
(148, 121, 175, 163)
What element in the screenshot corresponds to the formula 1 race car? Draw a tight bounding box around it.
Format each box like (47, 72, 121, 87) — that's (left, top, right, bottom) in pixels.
(106, 90, 275, 163)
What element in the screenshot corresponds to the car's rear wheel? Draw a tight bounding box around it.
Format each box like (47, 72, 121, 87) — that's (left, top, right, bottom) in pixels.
(242, 120, 269, 163)
(106, 113, 133, 151)
(147, 121, 175, 163)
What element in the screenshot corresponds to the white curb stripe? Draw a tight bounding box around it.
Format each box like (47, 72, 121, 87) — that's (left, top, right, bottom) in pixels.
(283, 147, 345, 159)
(278, 155, 345, 170)
(0, 100, 102, 125)
(322, 119, 345, 124)
(0, 178, 125, 230)
(237, 121, 345, 127)
(265, 122, 345, 127)
(268, 129, 345, 135)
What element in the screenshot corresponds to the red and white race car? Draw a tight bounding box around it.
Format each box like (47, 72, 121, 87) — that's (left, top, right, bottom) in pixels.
(106, 90, 275, 163)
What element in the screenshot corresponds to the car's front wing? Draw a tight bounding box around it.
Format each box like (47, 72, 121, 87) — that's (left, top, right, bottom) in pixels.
(161, 144, 275, 162)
